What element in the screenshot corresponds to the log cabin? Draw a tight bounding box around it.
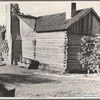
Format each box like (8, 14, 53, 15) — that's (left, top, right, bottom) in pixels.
(6, 3, 100, 73)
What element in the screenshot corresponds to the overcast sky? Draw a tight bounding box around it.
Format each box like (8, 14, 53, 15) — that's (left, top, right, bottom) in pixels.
(0, 1, 100, 25)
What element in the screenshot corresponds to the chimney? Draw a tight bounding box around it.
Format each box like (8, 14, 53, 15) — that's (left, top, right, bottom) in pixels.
(71, 3, 76, 17)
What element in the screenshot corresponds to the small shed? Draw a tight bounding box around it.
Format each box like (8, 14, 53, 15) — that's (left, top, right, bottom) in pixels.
(6, 3, 100, 73)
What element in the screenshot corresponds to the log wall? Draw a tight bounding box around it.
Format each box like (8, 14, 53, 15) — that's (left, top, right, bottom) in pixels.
(19, 19, 36, 60)
(36, 31, 67, 68)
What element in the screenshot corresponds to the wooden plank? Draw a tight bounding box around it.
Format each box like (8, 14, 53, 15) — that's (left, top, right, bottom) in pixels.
(36, 35, 65, 39)
(22, 46, 33, 49)
(36, 55, 64, 61)
(37, 39, 65, 46)
(22, 37, 35, 41)
(22, 52, 33, 57)
(36, 48, 64, 54)
(36, 51, 64, 54)
(35, 59, 65, 66)
(92, 14, 96, 35)
(36, 52, 64, 56)
(22, 49, 33, 53)
(36, 31, 66, 37)
(88, 13, 92, 35)
(67, 63, 81, 68)
(67, 56, 78, 60)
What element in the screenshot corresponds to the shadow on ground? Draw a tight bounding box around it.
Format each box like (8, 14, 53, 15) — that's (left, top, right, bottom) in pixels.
(0, 74, 58, 85)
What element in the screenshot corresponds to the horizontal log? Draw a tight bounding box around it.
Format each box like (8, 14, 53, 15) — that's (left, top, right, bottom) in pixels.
(22, 56, 34, 60)
(68, 49, 80, 52)
(37, 40, 65, 46)
(36, 55, 64, 61)
(22, 51, 33, 54)
(67, 63, 81, 66)
(36, 45, 65, 48)
(36, 53, 64, 59)
(36, 31, 66, 37)
(36, 57, 64, 62)
(68, 48, 80, 51)
(22, 46, 33, 49)
(21, 34, 34, 37)
(67, 67, 81, 70)
(22, 53, 34, 58)
(36, 51, 64, 54)
(21, 37, 36, 41)
(36, 48, 64, 54)
(67, 54, 78, 57)
(68, 52, 79, 55)
(36, 36, 66, 39)
(42, 47, 65, 51)
(45, 64, 65, 68)
(35, 59, 65, 66)
(68, 56, 78, 59)
(22, 41, 33, 44)
(22, 50, 34, 54)
(36, 52, 64, 56)
(67, 60, 80, 63)
(36, 44, 65, 47)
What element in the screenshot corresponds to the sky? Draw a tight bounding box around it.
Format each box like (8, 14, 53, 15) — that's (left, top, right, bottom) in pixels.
(0, 1, 100, 25)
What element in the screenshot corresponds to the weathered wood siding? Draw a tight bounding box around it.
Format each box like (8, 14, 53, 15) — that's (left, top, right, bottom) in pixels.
(36, 31, 67, 67)
(67, 33, 85, 72)
(92, 13, 100, 35)
(19, 19, 36, 60)
(66, 11, 100, 72)
(67, 12, 100, 35)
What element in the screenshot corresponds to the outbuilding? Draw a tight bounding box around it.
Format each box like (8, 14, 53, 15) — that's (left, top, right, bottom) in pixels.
(6, 3, 100, 73)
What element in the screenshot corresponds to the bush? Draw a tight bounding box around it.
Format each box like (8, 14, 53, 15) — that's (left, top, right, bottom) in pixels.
(77, 36, 100, 73)
(0, 40, 9, 61)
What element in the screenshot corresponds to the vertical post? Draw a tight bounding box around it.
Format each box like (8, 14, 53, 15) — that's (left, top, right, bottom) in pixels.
(5, 4, 12, 65)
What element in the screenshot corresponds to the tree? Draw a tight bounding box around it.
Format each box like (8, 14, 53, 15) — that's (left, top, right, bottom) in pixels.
(77, 36, 100, 74)
(10, 3, 20, 15)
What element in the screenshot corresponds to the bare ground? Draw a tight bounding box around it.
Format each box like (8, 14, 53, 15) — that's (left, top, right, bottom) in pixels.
(0, 65, 100, 98)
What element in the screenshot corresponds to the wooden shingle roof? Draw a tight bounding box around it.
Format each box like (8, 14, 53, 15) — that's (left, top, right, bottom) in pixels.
(64, 8, 100, 29)
(35, 12, 68, 32)
(18, 8, 100, 32)
(17, 14, 37, 29)
(35, 8, 94, 32)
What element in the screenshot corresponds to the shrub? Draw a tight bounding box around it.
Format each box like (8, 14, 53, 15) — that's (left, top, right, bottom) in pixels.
(77, 35, 100, 73)
(0, 40, 9, 61)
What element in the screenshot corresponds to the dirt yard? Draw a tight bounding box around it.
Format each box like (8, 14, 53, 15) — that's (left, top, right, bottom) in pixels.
(0, 65, 100, 98)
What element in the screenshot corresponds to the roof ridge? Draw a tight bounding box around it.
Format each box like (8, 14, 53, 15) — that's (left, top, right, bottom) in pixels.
(17, 14, 37, 19)
(37, 12, 66, 18)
